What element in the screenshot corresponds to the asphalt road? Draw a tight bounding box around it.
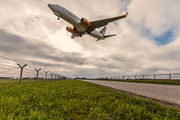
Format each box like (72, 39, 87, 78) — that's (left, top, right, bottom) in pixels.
(82, 80, 180, 106)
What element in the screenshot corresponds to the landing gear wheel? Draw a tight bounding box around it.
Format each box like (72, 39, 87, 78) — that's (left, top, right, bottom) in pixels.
(57, 17, 60, 20)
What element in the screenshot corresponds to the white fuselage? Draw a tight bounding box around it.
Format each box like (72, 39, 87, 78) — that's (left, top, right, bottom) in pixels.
(48, 4, 104, 39)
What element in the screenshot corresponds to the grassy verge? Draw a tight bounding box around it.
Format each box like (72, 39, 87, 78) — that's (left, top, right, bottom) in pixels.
(0, 79, 52, 86)
(0, 80, 180, 119)
(89, 79, 180, 85)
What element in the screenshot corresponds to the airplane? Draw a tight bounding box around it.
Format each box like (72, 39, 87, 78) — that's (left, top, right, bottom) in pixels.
(48, 4, 128, 41)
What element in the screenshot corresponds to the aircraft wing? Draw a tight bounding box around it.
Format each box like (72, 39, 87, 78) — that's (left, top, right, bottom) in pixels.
(89, 12, 128, 32)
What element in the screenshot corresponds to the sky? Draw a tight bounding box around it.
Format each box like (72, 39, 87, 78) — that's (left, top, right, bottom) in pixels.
(0, 0, 180, 78)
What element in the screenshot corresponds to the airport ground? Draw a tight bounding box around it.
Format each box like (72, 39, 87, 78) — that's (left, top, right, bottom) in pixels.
(82, 80, 180, 108)
(1, 79, 180, 86)
(88, 79, 180, 85)
(0, 80, 180, 119)
(0, 79, 56, 86)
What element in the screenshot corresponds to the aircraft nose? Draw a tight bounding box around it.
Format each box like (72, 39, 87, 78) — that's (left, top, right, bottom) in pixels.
(48, 4, 52, 8)
(48, 4, 55, 11)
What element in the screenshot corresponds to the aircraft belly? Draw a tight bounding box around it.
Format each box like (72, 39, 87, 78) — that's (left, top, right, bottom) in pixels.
(76, 24, 87, 31)
(56, 10, 102, 39)
(58, 12, 86, 32)
(55, 8, 87, 32)
(89, 30, 104, 39)
(56, 10, 79, 27)
(62, 15, 79, 26)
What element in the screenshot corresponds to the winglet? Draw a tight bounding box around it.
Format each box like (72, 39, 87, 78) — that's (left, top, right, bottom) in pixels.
(125, 12, 128, 17)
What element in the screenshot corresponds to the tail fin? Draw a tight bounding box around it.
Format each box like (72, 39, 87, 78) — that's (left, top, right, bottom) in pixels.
(99, 26, 106, 36)
(97, 26, 116, 41)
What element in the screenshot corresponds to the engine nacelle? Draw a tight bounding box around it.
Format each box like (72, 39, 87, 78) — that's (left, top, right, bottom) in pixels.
(81, 18, 91, 27)
(66, 27, 75, 34)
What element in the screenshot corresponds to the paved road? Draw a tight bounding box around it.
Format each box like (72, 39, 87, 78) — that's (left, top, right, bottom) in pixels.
(82, 80, 180, 105)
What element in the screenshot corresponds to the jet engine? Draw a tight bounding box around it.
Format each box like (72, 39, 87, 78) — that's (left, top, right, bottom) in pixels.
(66, 27, 75, 33)
(80, 18, 91, 27)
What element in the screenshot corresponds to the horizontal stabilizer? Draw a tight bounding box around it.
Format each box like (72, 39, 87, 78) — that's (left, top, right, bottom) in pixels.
(97, 34, 117, 41)
(104, 34, 117, 38)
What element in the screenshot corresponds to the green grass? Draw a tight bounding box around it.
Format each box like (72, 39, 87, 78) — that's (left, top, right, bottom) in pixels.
(0, 80, 180, 119)
(91, 79, 180, 85)
(0, 79, 52, 86)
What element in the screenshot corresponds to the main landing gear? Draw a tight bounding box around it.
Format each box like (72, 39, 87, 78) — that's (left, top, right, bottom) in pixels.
(57, 17, 60, 20)
(85, 29, 91, 34)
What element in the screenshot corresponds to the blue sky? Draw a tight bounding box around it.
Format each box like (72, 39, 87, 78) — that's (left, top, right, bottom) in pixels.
(141, 27, 175, 46)
(154, 30, 174, 46)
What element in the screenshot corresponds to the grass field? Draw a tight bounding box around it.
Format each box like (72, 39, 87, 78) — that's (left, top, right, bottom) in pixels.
(0, 79, 52, 86)
(91, 79, 180, 85)
(0, 80, 179, 119)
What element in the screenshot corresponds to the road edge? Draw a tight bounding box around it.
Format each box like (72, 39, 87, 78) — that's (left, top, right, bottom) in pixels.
(81, 80, 180, 110)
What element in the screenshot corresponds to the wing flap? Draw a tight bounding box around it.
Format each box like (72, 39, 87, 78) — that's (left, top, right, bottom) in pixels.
(71, 33, 77, 39)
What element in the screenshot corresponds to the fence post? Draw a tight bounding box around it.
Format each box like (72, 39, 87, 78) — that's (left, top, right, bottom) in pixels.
(59, 74, 60, 80)
(55, 73, 58, 81)
(154, 74, 156, 80)
(143, 75, 145, 80)
(55, 73, 57, 80)
(50, 72, 53, 81)
(34, 68, 41, 83)
(17, 64, 27, 85)
(44, 71, 49, 82)
(169, 74, 171, 81)
(53, 72, 55, 81)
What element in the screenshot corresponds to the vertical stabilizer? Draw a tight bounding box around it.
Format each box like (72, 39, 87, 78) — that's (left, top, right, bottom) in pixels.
(97, 26, 117, 41)
(99, 26, 106, 36)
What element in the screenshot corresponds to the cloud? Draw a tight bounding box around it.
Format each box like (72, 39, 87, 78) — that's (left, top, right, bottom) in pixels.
(0, 29, 88, 73)
(127, 0, 180, 37)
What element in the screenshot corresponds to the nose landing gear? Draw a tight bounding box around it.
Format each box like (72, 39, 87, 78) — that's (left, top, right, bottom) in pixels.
(54, 12, 60, 20)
